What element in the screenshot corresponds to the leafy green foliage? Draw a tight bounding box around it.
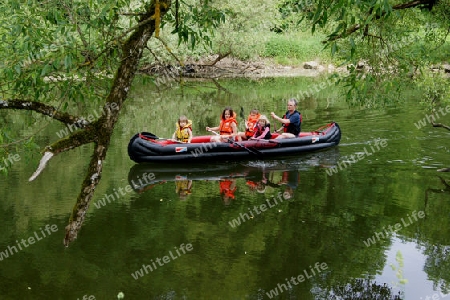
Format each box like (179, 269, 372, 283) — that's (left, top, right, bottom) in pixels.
(416, 72, 450, 106)
(294, 0, 450, 106)
(263, 33, 331, 64)
(274, 0, 316, 32)
(162, 0, 227, 50)
(0, 0, 132, 105)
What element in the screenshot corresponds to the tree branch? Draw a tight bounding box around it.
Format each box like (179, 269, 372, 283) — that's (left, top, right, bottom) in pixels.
(64, 142, 107, 246)
(61, 0, 173, 247)
(432, 122, 450, 131)
(0, 99, 87, 126)
(324, 0, 438, 43)
(392, 0, 435, 9)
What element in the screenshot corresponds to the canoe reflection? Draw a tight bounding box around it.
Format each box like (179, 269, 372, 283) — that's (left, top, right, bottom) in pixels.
(127, 148, 340, 200)
(128, 162, 250, 195)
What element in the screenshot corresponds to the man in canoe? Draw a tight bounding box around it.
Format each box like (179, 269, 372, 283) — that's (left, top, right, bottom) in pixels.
(270, 98, 302, 139)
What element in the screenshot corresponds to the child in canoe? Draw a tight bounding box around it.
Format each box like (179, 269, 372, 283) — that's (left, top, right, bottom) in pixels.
(172, 115, 193, 143)
(206, 107, 239, 142)
(251, 115, 272, 140)
(236, 109, 261, 141)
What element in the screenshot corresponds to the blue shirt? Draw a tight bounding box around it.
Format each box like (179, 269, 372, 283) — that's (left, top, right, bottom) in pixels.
(283, 110, 301, 135)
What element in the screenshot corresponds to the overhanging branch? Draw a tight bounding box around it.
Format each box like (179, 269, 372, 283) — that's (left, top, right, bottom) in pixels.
(0, 99, 87, 126)
(432, 122, 450, 131)
(324, 0, 439, 43)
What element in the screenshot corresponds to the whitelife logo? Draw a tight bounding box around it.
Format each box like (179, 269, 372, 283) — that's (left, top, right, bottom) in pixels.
(94, 172, 155, 209)
(228, 191, 291, 228)
(131, 243, 193, 280)
(326, 139, 388, 176)
(266, 262, 328, 298)
(414, 105, 450, 130)
(0, 224, 58, 261)
(55, 103, 119, 139)
(363, 211, 425, 247)
(0, 153, 21, 171)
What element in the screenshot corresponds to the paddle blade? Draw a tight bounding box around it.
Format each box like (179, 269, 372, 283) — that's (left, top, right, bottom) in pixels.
(240, 106, 245, 120)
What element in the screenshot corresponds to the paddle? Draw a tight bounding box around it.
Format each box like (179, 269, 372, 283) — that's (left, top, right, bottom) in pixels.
(208, 130, 264, 158)
(139, 132, 183, 143)
(249, 137, 279, 144)
(240, 106, 246, 131)
(140, 132, 159, 140)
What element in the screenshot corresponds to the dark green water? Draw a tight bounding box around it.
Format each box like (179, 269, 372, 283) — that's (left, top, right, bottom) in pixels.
(1, 77, 450, 299)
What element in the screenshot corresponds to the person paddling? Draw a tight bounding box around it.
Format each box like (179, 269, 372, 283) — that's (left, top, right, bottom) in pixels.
(270, 98, 301, 139)
(206, 107, 238, 142)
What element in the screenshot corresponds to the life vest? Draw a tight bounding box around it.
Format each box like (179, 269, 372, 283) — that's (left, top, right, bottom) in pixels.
(282, 110, 301, 136)
(176, 180, 192, 195)
(219, 113, 238, 135)
(245, 113, 261, 137)
(220, 180, 236, 199)
(175, 119, 192, 142)
(253, 123, 272, 139)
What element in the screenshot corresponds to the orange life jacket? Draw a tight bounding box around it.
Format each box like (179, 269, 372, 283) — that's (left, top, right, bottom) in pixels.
(245, 113, 261, 137)
(220, 180, 236, 199)
(219, 113, 238, 135)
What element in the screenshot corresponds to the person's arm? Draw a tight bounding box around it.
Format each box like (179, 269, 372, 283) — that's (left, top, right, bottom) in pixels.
(271, 113, 290, 124)
(253, 126, 270, 139)
(187, 128, 193, 143)
(171, 131, 177, 140)
(206, 126, 220, 132)
(231, 122, 238, 135)
(230, 179, 237, 190)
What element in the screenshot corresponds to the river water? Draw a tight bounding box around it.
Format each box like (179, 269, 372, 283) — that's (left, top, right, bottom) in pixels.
(1, 76, 449, 299)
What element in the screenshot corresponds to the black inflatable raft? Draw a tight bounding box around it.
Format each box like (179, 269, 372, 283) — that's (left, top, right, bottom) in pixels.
(128, 122, 341, 163)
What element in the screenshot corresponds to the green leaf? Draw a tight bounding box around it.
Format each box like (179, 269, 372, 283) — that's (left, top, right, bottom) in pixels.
(14, 64, 21, 75)
(40, 64, 51, 77)
(190, 32, 196, 49)
(331, 42, 337, 55)
(64, 55, 72, 70)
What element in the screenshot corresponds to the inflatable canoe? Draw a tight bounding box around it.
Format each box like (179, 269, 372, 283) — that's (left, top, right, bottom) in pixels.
(128, 122, 341, 163)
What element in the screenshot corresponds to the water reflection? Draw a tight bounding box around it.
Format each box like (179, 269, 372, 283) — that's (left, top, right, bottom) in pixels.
(425, 176, 450, 208)
(127, 148, 340, 201)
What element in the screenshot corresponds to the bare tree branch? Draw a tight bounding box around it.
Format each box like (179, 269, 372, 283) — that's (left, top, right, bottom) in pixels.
(61, 0, 173, 246)
(432, 122, 450, 131)
(392, 0, 435, 9)
(207, 51, 232, 66)
(0, 99, 86, 126)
